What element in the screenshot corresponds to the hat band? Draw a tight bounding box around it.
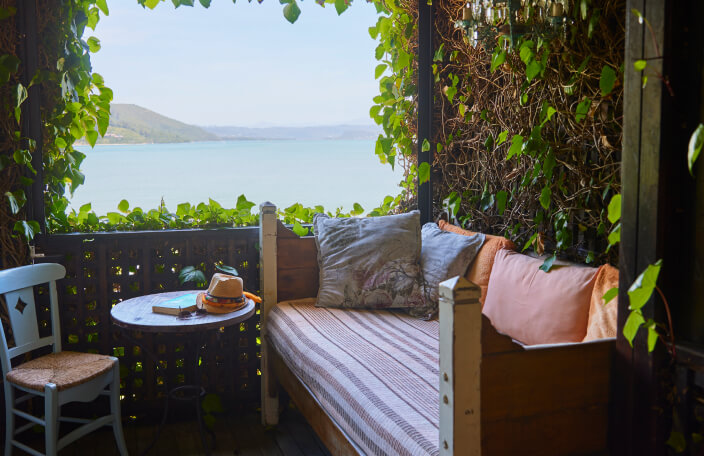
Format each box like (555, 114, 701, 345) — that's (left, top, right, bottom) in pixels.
(205, 293, 244, 305)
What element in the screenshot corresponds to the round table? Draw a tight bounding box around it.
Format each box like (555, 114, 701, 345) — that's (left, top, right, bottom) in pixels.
(110, 291, 256, 455)
(111, 290, 255, 333)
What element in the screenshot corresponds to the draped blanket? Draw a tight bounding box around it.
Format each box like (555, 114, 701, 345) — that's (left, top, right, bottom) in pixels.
(268, 298, 440, 456)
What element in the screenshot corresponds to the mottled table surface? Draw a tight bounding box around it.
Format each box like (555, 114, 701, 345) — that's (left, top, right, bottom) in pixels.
(110, 290, 255, 333)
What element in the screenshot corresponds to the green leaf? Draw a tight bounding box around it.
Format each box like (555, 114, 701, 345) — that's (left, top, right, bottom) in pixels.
(235, 194, 255, 213)
(282, 0, 301, 23)
(607, 194, 621, 223)
(576, 98, 591, 123)
(647, 322, 658, 352)
(215, 264, 238, 276)
(608, 223, 621, 245)
(688, 123, 704, 176)
(600, 65, 617, 96)
(522, 232, 538, 252)
(418, 162, 430, 185)
(199, 0, 212, 6)
(178, 266, 206, 285)
(13, 220, 40, 242)
(334, 0, 349, 15)
(445, 86, 457, 102)
(627, 260, 662, 311)
(0, 6, 17, 20)
(79, 203, 92, 213)
(490, 51, 506, 73)
(541, 105, 557, 126)
(5, 190, 24, 214)
(580, 0, 588, 20)
(350, 203, 364, 216)
(96, 0, 109, 15)
(55, 137, 67, 149)
(526, 60, 542, 82)
(87, 36, 101, 53)
(539, 186, 552, 210)
(497, 130, 509, 145)
(374, 64, 387, 79)
(292, 221, 308, 237)
(433, 43, 445, 62)
(496, 190, 508, 215)
(422, 138, 430, 152)
(623, 309, 645, 347)
(507, 135, 523, 159)
(666, 431, 686, 453)
(118, 199, 130, 213)
(603, 287, 619, 305)
(518, 41, 534, 64)
(633, 59, 647, 71)
(86, 130, 98, 148)
(539, 253, 557, 272)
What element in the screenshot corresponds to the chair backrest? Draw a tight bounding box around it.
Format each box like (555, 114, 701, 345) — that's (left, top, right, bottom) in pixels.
(0, 263, 66, 376)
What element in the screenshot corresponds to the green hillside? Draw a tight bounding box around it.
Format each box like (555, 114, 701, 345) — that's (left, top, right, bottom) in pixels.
(96, 104, 219, 144)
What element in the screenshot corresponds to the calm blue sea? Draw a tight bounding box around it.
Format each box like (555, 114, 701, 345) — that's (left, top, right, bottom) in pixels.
(70, 140, 404, 215)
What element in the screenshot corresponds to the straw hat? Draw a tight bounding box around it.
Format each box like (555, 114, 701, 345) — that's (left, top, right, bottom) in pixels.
(197, 273, 246, 314)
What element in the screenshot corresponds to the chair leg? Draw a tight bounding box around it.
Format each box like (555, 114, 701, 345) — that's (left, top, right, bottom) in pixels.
(109, 362, 128, 456)
(44, 383, 59, 456)
(4, 382, 14, 456)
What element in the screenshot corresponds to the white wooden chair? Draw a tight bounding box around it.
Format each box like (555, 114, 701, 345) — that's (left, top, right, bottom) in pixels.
(0, 263, 128, 456)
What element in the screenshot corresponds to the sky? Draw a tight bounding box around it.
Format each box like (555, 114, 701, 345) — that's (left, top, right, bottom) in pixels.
(89, 0, 382, 127)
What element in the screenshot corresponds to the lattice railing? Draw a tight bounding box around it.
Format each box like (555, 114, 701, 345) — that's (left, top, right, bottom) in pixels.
(36, 227, 261, 416)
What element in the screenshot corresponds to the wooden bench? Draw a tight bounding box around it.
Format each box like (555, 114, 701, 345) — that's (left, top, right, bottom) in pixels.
(258, 202, 614, 455)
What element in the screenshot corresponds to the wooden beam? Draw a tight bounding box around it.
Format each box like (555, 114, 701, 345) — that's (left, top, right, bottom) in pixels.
(259, 201, 280, 425)
(17, 0, 44, 234)
(417, 0, 433, 225)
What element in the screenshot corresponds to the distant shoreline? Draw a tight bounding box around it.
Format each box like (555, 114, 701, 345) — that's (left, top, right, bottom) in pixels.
(75, 138, 376, 147)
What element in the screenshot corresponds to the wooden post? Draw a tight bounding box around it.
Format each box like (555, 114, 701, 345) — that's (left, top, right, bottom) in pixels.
(17, 0, 44, 234)
(438, 276, 482, 455)
(259, 202, 279, 425)
(417, 0, 434, 225)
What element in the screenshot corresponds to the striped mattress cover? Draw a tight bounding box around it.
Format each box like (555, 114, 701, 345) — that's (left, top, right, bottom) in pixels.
(267, 298, 440, 456)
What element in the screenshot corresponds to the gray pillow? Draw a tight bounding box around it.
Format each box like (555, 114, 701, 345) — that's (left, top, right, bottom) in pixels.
(420, 223, 485, 315)
(313, 211, 425, 312)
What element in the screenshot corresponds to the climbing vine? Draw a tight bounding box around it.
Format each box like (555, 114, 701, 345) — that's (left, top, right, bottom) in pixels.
(0, 0, 402, 269)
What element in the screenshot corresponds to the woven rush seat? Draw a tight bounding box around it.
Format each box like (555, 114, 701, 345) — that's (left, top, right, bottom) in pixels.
(6, 351, 115, 392)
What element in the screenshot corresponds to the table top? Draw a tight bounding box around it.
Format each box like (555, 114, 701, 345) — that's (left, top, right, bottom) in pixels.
(110, 290, 256, 333)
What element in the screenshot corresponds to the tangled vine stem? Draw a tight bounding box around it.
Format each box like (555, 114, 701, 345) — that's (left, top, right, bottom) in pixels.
(427, 0, 624, 264)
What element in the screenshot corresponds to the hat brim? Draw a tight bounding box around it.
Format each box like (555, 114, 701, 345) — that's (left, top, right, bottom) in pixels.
(197, 292, 247, 314)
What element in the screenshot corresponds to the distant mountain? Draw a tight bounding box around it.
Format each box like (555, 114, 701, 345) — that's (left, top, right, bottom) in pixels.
(81, 103, 380, 144)
(94, 104, 218, 144)
(202, 124, 380, 141)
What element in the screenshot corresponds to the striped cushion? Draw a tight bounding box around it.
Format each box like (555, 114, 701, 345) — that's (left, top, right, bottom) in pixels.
(268, 298, 440, 456)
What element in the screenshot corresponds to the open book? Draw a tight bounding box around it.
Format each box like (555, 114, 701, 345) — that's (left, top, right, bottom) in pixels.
(152, 293, 199, 315)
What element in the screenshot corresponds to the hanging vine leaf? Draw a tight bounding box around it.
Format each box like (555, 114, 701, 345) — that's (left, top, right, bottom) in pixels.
(418, 162, 430, 184)
(575, 98, 591, 123)
(627, 259, 662, 311)
(178, 266, 206, 285)
(600, 65, 617, 96)
(282, 0, 301, 24)
(539, 253, 557, 272)
(688, 123, 704, 176)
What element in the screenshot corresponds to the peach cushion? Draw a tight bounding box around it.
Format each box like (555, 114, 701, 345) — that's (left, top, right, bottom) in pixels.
(482, 249, 599, 345)
(437, 220, 516, 304)
(583, 264, 619, 341)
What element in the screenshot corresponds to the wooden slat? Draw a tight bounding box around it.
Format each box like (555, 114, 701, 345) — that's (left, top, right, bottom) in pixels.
(277, 238, 318, 271)
(269, 341, 359, 456)
(481, 340, 613, 423)
(482, 404, 609, 455)
(481, 316, 522, 355)
(277, 269, 318, 302)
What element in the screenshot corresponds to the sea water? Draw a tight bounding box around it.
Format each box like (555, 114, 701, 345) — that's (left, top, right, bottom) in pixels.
(70, 140, 404, 215)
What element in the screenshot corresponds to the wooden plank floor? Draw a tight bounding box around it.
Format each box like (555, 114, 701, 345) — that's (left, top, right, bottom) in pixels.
(15, 404, 331, 456)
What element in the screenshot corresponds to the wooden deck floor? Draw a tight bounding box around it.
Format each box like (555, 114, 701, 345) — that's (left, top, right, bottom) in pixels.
(16, 404, 331, 456)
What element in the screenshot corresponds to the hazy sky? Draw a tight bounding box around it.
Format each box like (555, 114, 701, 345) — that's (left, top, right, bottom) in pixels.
(90, 1, 382, 127)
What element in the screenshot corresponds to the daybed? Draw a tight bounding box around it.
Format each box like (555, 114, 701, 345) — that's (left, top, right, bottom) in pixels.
(258, 203, 615, 455)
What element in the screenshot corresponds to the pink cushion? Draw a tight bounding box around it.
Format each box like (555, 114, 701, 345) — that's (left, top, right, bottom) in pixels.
(482, 249, 599, 345)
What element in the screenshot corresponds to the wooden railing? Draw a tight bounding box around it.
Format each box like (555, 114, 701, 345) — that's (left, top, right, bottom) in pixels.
(36, 227, 261, 416)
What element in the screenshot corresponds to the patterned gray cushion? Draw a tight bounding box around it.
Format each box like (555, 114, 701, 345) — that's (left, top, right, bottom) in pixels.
(313, 212, 426, 312)
(420, 223, 485, 315)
